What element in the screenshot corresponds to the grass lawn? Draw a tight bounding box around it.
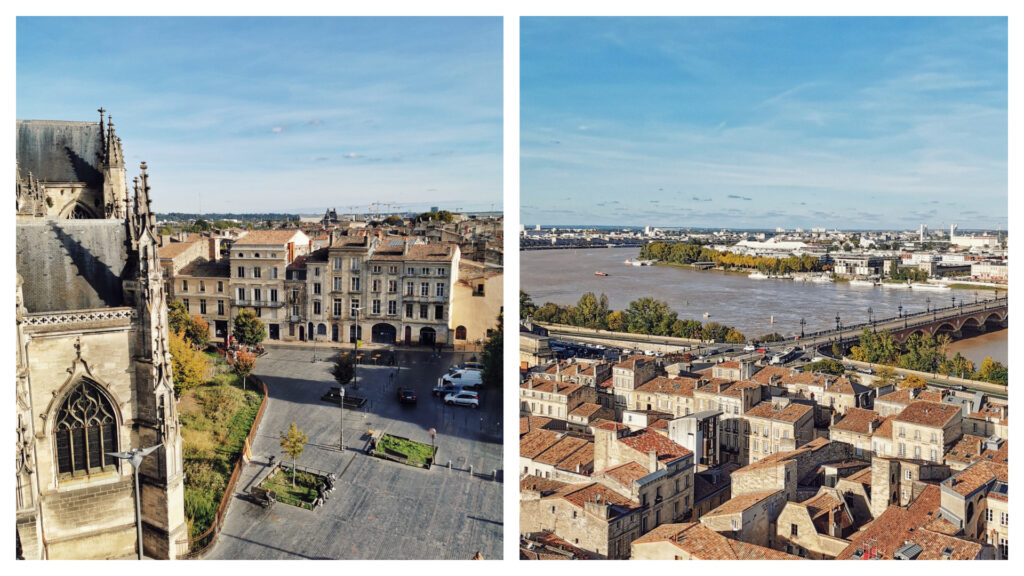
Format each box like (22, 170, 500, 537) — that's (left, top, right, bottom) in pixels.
(260, 467, 320, 509)
(375, 434, 435, 465)
(179, 366, 263, 539)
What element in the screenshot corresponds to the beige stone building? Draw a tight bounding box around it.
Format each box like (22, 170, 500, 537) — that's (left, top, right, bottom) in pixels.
(610, 356, 659, 417)
(519, 428, 594, 482)
(828, 407, 886, 458)
(773, 488, 855, 558)
(889, 400, 963, 463)
(230, 228, 311, 341)
(520, 377, 596, 420)
(944, 434, 1007, 472)
(936, 460, 1008, 557)
(450, 259, 503, 348)
(699, 489, 787, 548)
(16, 115, 186, 559)
(743, 398, 814, 465)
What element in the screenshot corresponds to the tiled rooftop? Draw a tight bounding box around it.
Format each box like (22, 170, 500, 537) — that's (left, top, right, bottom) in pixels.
(745, 400, 813, 423)
(521, 378, 583, 396)
(836, 485, 982, 560)
(830, 407, 882, 434)
(602, 461, 651, 487)
(945, 460, 1008, 497)
(233, 229, 307, 246)
(635, 376, 699, 397)
(892, 400, 960, 429)
(944, 435, 1008, 467)
(702, 490, 781, 517)
(632, 523, 802, 560)
(618, 429, 692, 463)
(568, 402, 606, 420)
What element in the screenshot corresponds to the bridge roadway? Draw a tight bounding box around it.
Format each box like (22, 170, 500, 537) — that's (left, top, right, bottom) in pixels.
(789, 296, 1007, 350)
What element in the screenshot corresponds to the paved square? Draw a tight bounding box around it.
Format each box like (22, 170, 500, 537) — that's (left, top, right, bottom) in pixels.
(205, 345, 503, 559)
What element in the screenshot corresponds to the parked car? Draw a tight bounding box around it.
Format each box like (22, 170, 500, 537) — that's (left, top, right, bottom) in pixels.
(396, 387, 417, 404)
(744, 343, 757, 352)
(450, 361, 484, 373)
(444, 391, 479, 408)
(432, 383, 463, 397)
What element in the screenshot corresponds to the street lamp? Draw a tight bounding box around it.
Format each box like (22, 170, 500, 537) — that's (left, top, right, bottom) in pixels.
(339, 386, 346, 450)
(974, 291, 978, 305)
(867, 307, 873, 324)
(799, 317, 806, 338)
(311, 333, 319, 363)
(106, 445, 161, 560)
(835, 314, 841, 332)
(951, 295, 956, 310)
(926, 297, 931, 313)
(898, 302, 903, 318)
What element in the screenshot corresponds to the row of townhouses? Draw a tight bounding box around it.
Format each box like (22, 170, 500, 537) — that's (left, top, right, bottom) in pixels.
(160, 226, 501, 347)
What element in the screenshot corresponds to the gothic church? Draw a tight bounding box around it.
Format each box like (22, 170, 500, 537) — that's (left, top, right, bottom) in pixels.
(16, 109, 188, 559)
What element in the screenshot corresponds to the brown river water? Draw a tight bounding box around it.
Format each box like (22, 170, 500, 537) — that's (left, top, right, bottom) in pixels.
(521, 247, 1007, 366)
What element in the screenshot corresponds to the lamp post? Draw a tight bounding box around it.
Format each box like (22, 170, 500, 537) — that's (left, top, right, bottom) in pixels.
(974, 291, 978, 305)
(106, 445, 161, 560)
(311, 333, 318, 363)
(799, 317, 806, 339)
(339, 386, 346, 450)
(951, 295, 956, 310)
(926, 297, 930, 313)
(867, 307, 873, 325)
(835, 314, 841, 332)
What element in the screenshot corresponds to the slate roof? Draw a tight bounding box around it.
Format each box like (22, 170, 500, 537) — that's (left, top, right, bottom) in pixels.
(17, 219, 127, 313)
(17, 120, 104, 185)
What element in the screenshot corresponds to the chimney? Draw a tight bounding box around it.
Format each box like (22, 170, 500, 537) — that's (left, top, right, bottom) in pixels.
(576, 463, 581, 474)
(648, 450, 658, 471)
(868, 420, 875, 434)
(208, 237, 221, 262)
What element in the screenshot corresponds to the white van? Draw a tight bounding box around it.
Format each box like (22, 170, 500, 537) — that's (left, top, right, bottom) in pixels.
(442, 369, 483, 387)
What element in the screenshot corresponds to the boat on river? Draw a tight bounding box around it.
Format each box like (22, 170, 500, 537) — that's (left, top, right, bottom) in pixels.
(910, 282, 951, 292)
(749, 271, 769, 280)
(882, 281, 911, 290)
(849, 279, 876, 287)
(595, 271, 608, 277)
(811, 274, 834, 283)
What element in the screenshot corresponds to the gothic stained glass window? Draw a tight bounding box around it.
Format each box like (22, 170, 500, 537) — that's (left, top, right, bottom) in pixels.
(53, 381, 118, 476)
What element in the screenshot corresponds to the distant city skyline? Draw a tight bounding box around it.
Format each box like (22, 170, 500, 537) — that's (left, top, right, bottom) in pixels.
(521, 17, 1007, 229)
(17, 17, 503, 214)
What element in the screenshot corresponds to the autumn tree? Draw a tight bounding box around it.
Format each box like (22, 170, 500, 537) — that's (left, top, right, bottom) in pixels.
(186, 314, 211, 349)
(873, 366, 898, 389)
(279, 422, 308, 487)
(725, 329, 747, 344)
(169, 330, 209, 395)
(901, 374, 928, 389)
(234, 349, 257, 391)
(168, 300, 191, 335)
(976, 357, 1008, 386)
(939, 353, 975, 380)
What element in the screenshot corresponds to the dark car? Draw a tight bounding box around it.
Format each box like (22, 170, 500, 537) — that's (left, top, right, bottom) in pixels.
(397, 387, 417, 404)
(432, 383, 462, 397)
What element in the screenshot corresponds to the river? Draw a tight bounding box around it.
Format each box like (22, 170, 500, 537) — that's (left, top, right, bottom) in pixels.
(521, 247, 1007, 366)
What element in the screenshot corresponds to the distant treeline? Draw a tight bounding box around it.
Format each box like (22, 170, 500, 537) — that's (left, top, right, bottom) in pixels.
(158, 212, 299, 223)
(639, 241, 826, 274)
(521, 291, 756, 343)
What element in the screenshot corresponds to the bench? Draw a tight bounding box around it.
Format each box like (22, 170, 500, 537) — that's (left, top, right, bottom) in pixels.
(250, 486, 276, 508)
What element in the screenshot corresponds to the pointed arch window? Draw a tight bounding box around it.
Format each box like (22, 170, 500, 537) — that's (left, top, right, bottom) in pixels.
(54, 380, 119, 476)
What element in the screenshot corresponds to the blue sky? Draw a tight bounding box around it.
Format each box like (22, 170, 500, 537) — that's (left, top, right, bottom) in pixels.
(17, 17, 503, 214)
(521, 17, 1007, 230)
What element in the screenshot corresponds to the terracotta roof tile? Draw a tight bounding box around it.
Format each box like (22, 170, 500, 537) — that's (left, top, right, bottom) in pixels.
(745, 400, 813, 423)
(534, 436, 591, 466)
(557, 483, 641, 520)
(568, 402, 605, 419)
(618, 428, 692, 463)
(635, 376, 699, 397)
(520, 429, 562, 459)
(555, 443, 594, 474)
(892, 400, 961, 429)
(157, 241, 199, 259)
(836, 485, 982, 559)
(830, 407, 883, 434)
(233, 229, 308, 246)
(749, 365, 793, 385)
(520, 476, 569, 495)
(944, 435, 1008, 466)
(632, 523, 802, 560)
(602, 461, 651, 487)
(614, 355, 650, 370)
(944, 460, 1008, 497)
(702, 490, 781, 517)
(521, 378, 584, 397)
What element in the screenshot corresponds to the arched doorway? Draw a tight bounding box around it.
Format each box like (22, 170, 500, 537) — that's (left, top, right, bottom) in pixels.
(332, 325, 339, 342)
(298, 325, 305, 341)
(371, 323, 397, 344)
(455, 325, 467, 341)
(420, 327, 437, 347)
(317, 323, 327, 336)
(307, 322, 314, 341)
(404, 326, 412, 345)
(349, 325, 363, 343)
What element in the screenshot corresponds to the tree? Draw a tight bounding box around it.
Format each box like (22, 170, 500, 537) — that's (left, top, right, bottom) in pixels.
(874, 366, 897, 389)
(725, 329, 746, 344)
(804, 359, 845, 376)
(168, 300, 191, 335)
(939, 353, 975, 380)
(481, 312, 503, 389)
(330, 353, 355, 387)
(901, 374, 928, 389)
(234, 349, 257, 391)
(977, 357, 1008, 386)
(574, 292, 609, 330)
(186, 314, 211, 349)
(169, 330, 209, 395)
(625, 297, 678, 336)
(520, 291, 537, 320)
(606, 310, 626, 332)
(279, 422, 308, 487)
(233, 308, 267, 347)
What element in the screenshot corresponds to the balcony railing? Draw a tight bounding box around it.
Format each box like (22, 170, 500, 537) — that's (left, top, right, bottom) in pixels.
(232, 299, 285, 308)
